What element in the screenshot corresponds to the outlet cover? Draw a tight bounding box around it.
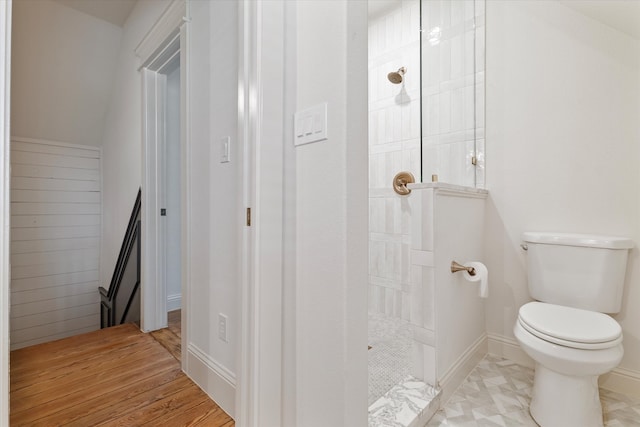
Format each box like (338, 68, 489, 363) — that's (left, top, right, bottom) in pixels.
(218, 313, 228, 343)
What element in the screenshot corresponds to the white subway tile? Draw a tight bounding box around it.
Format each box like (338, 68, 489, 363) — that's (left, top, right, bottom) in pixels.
(410, 265, 423, 325)
(451, 87, 464, 133)
(425, 94, 440, 137)
(401, 290, 411, 321)
(475, 0, 485, 18)
(451, 0, 464, 26)
(439, 90, 451, 134)
(425, 0, 442, 33)
(436, 144, 451, 183)
(465, 0, 475, 22)
(441, 0, 452, 29)
(384, 287, 394, 316)
(464, 30, 475, 77)
(409, 0, 420, 42)
(423, 267, 435, 330)
(451, 34, 463, 80)
(392, 106, 403, 142)
(440, 39, 452, 84)
(464, 84, 475, 131)
(401, 242, 410, 284)
(475, 81, 485, 127)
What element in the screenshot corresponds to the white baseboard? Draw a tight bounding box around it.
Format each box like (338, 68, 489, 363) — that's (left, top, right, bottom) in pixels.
(487, 334, 640, 398)
(167, 293, 181, 312)
(599, 366, 640, 398)
(186, 343, 236, 418)
(487, 333, 534, 369)
(438, 334, 488, 405)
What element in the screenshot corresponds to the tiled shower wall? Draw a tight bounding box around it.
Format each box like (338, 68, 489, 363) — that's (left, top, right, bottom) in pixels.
(368, 0, 485, 318)
(421, 0, 485, 188)
(368, 0, 420, 319)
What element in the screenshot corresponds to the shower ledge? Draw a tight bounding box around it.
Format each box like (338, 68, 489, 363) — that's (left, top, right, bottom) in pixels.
(407, 182, 489, 198)
(368, 375, 441, 427)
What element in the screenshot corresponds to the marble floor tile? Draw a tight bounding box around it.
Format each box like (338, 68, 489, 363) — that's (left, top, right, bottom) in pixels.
(427, 355, 640, 427)
(369, 312, 412, 405)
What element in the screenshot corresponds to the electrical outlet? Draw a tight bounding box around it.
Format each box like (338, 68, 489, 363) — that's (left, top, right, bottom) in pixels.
(220, 136, 231, 163)
(218, 313, 228, 343)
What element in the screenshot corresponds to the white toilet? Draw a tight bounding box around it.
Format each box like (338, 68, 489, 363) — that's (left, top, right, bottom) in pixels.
(514, 232, 633, 427)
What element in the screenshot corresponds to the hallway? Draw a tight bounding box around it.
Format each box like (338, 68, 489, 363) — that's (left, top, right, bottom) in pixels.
(10, 321, 233, 426)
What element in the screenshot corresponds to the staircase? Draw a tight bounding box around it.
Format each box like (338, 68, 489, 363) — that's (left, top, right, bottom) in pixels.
(99, 188, 141, 328)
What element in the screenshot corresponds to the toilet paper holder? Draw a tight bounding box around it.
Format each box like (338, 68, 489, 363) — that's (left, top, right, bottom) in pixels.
(451, 261, 476, 276)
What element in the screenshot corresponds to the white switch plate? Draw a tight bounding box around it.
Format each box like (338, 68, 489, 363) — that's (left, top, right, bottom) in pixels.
(221, 136, 231, 163)
(294, 102, 328, 146)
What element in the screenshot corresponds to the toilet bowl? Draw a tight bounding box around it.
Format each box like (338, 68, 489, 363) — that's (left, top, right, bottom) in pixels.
(514, 302, 623, 427)
(517, 232, 632, 427)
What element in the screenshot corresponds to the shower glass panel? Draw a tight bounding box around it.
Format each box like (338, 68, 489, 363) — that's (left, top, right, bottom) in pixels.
(420, 0, 485, 188)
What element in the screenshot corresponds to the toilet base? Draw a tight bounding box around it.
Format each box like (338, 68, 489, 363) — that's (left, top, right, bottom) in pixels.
(530, 364, 603, 427)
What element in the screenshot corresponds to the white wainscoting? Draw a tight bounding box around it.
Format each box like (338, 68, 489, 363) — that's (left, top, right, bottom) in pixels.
(10, 137, 101, 350)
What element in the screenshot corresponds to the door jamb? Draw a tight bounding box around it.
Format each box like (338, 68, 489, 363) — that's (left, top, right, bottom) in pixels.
(136, 1, 189, 362)
(236, 1, 287, 425)
(0, 1, 11, 424)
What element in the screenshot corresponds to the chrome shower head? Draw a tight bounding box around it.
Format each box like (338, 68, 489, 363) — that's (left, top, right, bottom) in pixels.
(387, 67, 406, 84)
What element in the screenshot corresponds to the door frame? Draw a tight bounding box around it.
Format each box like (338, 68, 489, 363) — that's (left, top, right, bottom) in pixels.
(235, 0, 289, 424)
(0, 1, 11, 424)
(136, 0, 188, 353)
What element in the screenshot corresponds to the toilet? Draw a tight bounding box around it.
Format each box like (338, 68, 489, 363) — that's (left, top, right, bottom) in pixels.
(514, 232, 633, 427)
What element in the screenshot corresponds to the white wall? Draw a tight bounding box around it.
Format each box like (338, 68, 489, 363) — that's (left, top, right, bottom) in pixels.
(100, 0, 170, 290)
(484, 0, 640, 376)
(10, 138, 101, 349)
(165, 65, 181, 310)
(10, 0, 121, 147)
(407, 186, 487, 394)
(294, 1, 369, 426)
(183, 0, 238, 416)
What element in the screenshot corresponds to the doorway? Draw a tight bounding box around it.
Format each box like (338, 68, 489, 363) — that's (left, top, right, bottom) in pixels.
(140, 29, 185, 343)
(162, 58, 182, 320)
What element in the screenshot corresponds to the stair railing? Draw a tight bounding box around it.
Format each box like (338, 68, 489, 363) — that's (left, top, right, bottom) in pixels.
(99, 188, 142, 328)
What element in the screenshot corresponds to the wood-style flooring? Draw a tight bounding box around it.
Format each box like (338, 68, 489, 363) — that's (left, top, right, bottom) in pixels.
(10, 312, 234, 426)
(151, 309, 183, 362)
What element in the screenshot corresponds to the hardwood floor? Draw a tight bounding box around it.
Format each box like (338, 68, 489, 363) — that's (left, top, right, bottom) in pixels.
(150, 309, 183, 362)
(10, 319, 234, 426)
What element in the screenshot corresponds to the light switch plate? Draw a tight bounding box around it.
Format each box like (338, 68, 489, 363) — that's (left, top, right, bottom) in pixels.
(294, 102, 328, 146)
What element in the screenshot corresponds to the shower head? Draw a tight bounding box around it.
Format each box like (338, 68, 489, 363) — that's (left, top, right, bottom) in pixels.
(387, 67, 406, 84)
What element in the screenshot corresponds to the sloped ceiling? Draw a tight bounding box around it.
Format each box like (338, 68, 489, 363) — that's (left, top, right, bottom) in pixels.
(52, 0, 137, 27)
(558, 0, 640, 39)
(369, 0, 401, 19)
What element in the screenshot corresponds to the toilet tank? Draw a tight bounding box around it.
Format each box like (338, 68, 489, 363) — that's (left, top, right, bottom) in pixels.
(522, 232, 633, 313)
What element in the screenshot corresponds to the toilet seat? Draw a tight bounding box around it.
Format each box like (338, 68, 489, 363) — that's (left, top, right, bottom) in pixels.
(518, 302, 622, 350)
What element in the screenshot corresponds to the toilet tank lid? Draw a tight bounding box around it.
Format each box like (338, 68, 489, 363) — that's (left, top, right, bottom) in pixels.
(522, 232, 634, 249)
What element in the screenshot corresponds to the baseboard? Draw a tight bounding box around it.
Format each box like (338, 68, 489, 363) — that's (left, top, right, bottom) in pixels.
(487, 334, 640, 398)
(599, 366, 640, 398)
(186, 343, 236, 418)
(487, 333, 534, 368)
(167, 293, 181, 312)
(438, 334, 488, 405)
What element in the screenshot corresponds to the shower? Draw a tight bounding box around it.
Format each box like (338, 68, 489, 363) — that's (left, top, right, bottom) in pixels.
(387, 66, 406, 84)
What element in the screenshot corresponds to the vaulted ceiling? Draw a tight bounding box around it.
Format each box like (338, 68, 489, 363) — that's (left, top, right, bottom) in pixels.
(52, 0, 137, 27)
